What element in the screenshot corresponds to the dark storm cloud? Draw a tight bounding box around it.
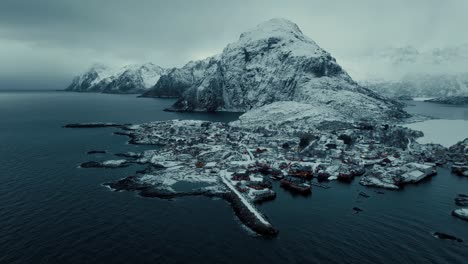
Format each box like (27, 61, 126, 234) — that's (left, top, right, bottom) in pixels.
(0, 0, 467, 89)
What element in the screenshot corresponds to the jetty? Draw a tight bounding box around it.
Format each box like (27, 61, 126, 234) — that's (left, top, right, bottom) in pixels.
(220, 170, 278, 236)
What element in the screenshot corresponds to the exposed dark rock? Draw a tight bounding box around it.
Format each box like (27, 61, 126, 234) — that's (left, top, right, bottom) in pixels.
(114, 152, 142, 159)
(338, 134, 353, 145)
(353, 207, 363, 213)
(64, 123, 127, 128)
(80, 161, 103, 168)
(454, 198, 468, 206)
(87, 150, 107, 155)
(80, 161, 129, 169)
(359, 192, 370, 198)
(432, 232, 463, 242)
(299, 133, 315, 150)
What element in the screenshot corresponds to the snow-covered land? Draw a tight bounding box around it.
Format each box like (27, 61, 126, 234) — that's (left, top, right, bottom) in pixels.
(403, 119, 468, 147)
(452, 208, 468, 221)
(231, 101, 345, 129)
(66, 63, 167, 94)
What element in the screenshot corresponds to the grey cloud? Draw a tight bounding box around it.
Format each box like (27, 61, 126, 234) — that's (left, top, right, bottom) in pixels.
(0, 0, 467, 89)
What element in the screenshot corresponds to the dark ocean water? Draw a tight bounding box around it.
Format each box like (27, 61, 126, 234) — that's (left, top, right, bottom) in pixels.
(0, 91, 467, 264)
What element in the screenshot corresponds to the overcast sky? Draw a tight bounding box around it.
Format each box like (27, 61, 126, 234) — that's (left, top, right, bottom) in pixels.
(1, 0, 467, 89)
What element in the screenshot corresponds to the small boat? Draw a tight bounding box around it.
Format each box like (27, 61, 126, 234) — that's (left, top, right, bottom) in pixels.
(288, 169, 313, 180)
(316, 171, 330, 181)
(270, 174, 284, 180)
(280, 178, 311, 194)
(337, 172, 354, 182)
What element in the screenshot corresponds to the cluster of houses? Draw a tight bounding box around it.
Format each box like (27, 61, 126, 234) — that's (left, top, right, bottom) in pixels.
(117, 120, 457, 202)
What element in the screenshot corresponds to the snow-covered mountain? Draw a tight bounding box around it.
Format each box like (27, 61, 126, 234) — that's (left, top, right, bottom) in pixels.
(66, 63, 167, 94)
(150, 18, 404, 122)
(342, 45, 468, 98)
(141, 56, 219, 98)
(66, 64, 116, 93)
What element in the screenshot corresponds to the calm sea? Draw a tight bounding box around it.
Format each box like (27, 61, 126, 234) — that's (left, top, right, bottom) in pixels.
(0, 91, 467, 264)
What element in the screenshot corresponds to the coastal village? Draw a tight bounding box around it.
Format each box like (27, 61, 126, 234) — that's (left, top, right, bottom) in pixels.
(70, 119, 468, 235)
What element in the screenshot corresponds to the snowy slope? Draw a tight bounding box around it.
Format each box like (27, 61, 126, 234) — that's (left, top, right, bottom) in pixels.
(164, 18, 405, 122)
(66, 63, 167, 94)
(230, 101, 345, 129)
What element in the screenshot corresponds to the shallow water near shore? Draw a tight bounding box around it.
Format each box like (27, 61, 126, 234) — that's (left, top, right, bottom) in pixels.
(0, 91, 467, 264)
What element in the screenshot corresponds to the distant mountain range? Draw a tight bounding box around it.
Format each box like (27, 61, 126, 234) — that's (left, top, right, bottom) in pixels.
(342, 45, 468, 98)
(66, 18, 406, 123)
(362, 73, 468, 99)
(66, 63, 167, 94)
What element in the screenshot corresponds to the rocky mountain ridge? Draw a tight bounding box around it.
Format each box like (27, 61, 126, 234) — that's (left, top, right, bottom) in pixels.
(66, 63, 167, 94)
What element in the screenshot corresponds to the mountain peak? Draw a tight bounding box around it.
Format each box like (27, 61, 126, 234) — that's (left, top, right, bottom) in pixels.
(238, 18, 308, 44)
(228, 18, 321, 59)
(248, 18, 302, 35)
